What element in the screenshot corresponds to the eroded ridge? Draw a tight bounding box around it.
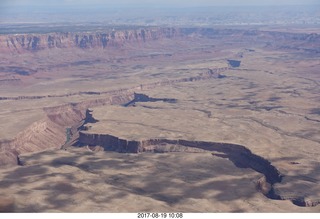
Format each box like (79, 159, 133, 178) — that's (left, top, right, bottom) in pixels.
(0, 68, 225, 167)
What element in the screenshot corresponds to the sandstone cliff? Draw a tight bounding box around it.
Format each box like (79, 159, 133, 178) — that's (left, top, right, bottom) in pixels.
(1, 27, 319, 53)
(0, 27, 179, 52)
(78, 132, 282, 183)
(77, 131, 320, 207)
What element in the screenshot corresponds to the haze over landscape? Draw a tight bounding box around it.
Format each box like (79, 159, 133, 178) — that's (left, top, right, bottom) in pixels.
(0, 0, 319, 213)
(1, 0, 320, 25)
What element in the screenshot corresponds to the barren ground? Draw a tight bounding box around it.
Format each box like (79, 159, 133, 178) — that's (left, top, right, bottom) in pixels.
(0, 26, 319, 212)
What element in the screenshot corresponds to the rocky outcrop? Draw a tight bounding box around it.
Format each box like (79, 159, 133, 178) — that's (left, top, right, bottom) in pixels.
(0, 28, 179, 52)
(1, 28, 319, 53)
(79, 133, 140, 153)
(78, 132, 282, 184)
(0, 87, 135, 166)
(11, 115, 78, 155)
(77, 131, 320, 207)
(0, 117, 67, 167)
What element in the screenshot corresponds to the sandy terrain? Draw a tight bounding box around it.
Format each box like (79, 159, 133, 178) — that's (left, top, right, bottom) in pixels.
(1, 147, 318, 213)
(0, 26, 319, 212)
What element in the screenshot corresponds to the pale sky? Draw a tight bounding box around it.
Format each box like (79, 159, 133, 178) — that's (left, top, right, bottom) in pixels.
(2, 0, 320, 7)
(1, 0, 319, 26)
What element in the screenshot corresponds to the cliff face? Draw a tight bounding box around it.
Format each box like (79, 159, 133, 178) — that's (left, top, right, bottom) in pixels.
(0, 28, 179, 52)
(1, 27, 319, 53)
(77, 131, 320, 207)
(79, 133, 140, 153)
(78, 132, 282, 183)
(0, 89, 136, 167)
(78, 131, 291, 204)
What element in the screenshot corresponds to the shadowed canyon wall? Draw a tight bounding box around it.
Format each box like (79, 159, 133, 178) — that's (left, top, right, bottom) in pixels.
(78, 132, 282, 184)
(77, 131, 320, 207)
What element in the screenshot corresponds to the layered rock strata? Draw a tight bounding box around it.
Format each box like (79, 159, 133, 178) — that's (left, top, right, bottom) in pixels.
(1, 28, 319, 53)
(77, 131, 320, 207)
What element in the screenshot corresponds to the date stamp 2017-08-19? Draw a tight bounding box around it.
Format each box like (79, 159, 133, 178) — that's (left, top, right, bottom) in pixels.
(137, 213, 183, 219)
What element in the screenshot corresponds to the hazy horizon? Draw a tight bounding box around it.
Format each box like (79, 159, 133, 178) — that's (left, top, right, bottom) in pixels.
(2, 0, 320, 8)
(1, 0, 319, 26)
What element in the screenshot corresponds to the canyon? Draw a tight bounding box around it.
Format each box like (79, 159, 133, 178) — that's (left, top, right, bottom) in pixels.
(0, 25, 319, 212)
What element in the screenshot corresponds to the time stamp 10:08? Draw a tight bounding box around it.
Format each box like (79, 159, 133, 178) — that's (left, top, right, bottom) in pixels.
(137, 213, 183, 218)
